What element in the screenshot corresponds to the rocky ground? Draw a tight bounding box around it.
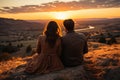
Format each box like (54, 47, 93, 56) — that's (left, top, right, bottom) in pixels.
(0, 42, 120, 80)
(84, 42, 120, 80)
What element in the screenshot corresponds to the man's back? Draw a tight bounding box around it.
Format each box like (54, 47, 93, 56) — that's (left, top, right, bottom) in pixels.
(61, 31, 88, 67)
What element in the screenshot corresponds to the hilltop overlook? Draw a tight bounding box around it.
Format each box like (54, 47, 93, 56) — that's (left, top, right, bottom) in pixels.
(0, 42, 120, 80)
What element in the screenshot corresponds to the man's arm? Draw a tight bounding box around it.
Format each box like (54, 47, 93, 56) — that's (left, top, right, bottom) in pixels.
(81, 33, 88, 54)
(83, 41, 88, 54)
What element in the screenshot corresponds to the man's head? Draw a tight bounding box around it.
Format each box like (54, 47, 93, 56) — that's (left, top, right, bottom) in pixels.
(63, 19, 74, 31)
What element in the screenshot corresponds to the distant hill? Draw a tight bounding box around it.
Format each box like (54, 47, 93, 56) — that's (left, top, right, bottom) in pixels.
(0, 18, 44, 32)
(76, 18, 120, 25)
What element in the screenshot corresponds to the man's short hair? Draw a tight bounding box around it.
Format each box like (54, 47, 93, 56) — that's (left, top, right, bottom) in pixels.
(63, 19, 74, 31)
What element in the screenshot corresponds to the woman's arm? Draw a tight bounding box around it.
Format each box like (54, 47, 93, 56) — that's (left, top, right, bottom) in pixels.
(36, 36, 41, 54)
(57, 38, 62, 57)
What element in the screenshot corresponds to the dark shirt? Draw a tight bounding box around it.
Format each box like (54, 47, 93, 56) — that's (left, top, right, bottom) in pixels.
(61, 31, 88, 67)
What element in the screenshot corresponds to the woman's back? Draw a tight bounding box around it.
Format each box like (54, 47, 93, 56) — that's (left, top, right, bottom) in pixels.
(38, 35, 61, 56)
(25, 21, 63, 74)
(25, 35, 63, 74)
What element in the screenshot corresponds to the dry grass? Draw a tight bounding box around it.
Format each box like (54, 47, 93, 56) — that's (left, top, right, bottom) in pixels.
(0, 57, 27, 74)
(0, 42, 120, 80)
(84, 43, 120, 80)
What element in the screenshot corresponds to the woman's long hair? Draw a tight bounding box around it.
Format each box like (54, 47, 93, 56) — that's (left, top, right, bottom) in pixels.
(43, 21, 62, 48)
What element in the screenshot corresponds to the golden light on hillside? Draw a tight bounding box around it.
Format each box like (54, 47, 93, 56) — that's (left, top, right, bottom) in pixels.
(54, 12, 69, 20)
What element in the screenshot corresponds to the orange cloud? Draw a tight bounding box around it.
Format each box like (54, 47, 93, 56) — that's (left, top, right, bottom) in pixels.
(0, 0, 120, 13)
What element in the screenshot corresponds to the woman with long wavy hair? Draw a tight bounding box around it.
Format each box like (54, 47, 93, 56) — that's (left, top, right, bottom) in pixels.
(25, 21, 64, 74)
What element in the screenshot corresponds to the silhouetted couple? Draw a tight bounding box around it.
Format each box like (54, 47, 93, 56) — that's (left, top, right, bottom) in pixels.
(25, 19, 88, 74)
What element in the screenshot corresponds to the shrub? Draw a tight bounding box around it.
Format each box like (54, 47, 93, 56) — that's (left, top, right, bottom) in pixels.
(17, 44, 20, 48)
(0, 53, 12, 61)
(2, 45, 19, 53)
(26, 45, 32, 53)
(98, 34, 106, 43)
(20, 43, 23, 47)
(8, 42, 12, 46)
(107, 36, 117, 45)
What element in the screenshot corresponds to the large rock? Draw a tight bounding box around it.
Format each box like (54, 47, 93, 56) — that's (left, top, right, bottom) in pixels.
(104, 67, 120, 80)
(5, 65, 89, 80)
(29, 65, 88, 80)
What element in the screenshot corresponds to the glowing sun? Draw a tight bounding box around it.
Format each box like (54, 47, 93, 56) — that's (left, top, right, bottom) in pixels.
(54, 12, 69, 20)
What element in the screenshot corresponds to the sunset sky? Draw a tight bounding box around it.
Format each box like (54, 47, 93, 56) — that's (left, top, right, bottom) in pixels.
(0, 0, 120, 20)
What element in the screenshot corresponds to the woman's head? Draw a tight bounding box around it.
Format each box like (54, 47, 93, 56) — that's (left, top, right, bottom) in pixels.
(43, 21, 62, 47)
